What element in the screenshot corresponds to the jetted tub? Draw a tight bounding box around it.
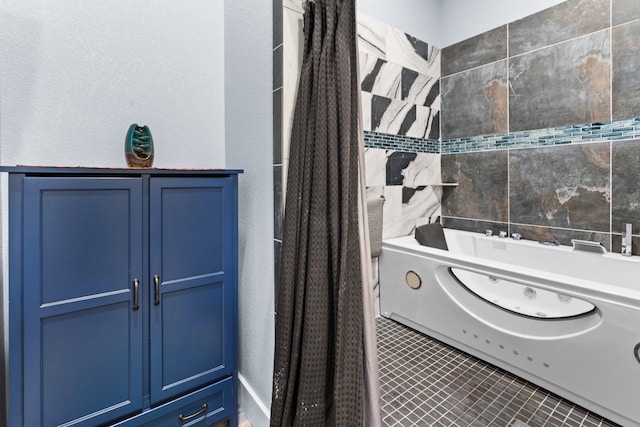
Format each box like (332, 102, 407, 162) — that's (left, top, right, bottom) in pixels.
(379, 228, 640, 427)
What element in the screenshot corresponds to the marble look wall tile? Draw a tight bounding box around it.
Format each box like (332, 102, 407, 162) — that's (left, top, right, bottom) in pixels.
(612, 139, 640, 233)
(612, 0, 640, 26)
(441, 217, 508, 236)
(402, 185, 441, 224)
(357, 14, 387, 59)
(366, 185, 385, 201)
(441, 151, 509, 222)
(441, 60, 508, 140)
(364, 148, 387, 187)
(382, 185, 441, 239)
(400, 153, 440, 187)
(509, 0, 609, 57)
(441, 25, 507, 77)
(361, 91, 372, 131)
(371, 95, 393, 131)
(360, 53, 403, 99)
(509, 30, 610, 133)
(406, 105, 435, 139)
(372, 95, 410, 135)
(381, 186, 408, 238)
(386, 26, 440, 77)
(402, 106, 425, 138)
(386, 151, 417, 185)
(356, 13, 441, 140)
(510, 224, 610, 250)
(612, 20, 640, 120)
(371, 95, 436, 138)
(510, 143, 610, 231)
(401, 69, 440, 107)
(428, 111, 440, 141)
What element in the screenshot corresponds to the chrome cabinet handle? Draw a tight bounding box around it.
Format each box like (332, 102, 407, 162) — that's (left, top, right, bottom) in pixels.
(178, 403, 207, 422)
(153, 274, 160, 306)
(132, 279, 140, 311)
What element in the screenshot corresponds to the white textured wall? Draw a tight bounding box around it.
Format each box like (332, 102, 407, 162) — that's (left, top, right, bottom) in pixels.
(440, 0, 566, 46)
(357, 0, 567, 48)
(357, 0, 442, 47)
(224, 1, 275, 426)
(0, 0, 226, 421)
(0, 0, 225, 168)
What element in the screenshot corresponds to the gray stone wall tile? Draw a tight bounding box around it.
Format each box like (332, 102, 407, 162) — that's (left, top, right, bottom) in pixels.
(509, 30, 611, 132)
(613, 0, 640, 26)
(612, 20, 640, 120)
(273, 0, 283, 47)
(441, 151, 508, 222)
(509, 0, 609, 56)
(273, 89, 282, 164)
(441, 25, 507, 77)
(273, 165, 283, 240)
(509, 143, 610, 231)
(441, 60, 508, 139)
(510, 224, 610, 250)
(612, 139, 640, 233)
(273, 45, 283, 90)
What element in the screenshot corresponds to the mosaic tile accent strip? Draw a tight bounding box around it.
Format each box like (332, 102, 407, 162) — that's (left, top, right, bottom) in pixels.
(366, 118, 640, 155)
(377, 316, 620, 427)
(364, 130, 440, 154)
(441, 117, 640, 153)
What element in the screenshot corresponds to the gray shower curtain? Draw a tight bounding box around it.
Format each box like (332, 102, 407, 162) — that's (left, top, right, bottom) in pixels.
(270, 0, 381, 425)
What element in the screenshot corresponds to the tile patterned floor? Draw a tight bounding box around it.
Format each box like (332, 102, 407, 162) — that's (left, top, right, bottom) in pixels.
(377, 317, 620, 427)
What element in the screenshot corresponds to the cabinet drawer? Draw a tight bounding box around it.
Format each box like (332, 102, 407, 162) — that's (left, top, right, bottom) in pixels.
(111, 377, 235, 427)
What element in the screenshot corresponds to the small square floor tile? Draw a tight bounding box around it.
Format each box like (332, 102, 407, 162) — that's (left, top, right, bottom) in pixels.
(377, 317, 620, 427)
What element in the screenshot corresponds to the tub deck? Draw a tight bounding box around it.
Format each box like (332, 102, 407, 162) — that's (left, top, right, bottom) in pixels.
(379, 229, 640, 427)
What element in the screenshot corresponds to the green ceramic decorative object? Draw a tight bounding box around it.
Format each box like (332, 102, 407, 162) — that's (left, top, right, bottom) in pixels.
(125, 124, 154, 168)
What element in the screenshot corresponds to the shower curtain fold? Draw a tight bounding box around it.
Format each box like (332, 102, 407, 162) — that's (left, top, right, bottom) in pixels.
(270, 0, 381, 425)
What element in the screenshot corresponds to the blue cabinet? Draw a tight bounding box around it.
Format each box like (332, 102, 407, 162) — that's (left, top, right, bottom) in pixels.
(5, 167, 240, 427)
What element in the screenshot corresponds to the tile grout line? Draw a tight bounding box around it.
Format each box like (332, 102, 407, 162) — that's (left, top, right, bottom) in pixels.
(376, 317, 619, 427)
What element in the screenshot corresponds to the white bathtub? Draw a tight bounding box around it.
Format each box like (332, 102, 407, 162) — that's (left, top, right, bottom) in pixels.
(379, 228, 640, 427)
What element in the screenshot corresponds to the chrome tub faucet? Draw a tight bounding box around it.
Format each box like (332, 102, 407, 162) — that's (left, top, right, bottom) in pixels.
(622, 223, 632, 256)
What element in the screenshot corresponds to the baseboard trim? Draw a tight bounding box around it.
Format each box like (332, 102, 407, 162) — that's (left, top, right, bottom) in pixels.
(238, 373, 271, 427)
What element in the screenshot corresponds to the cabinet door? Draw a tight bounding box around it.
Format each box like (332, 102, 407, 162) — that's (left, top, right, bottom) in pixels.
(22, 177, 144, 426)
(149, 177, 236, 404)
